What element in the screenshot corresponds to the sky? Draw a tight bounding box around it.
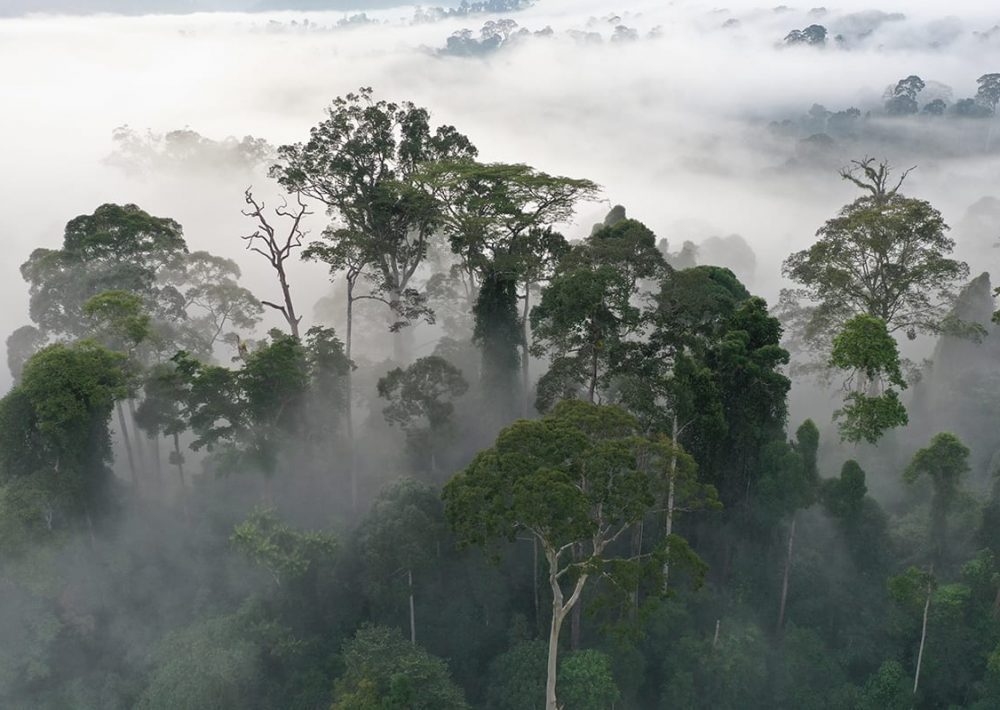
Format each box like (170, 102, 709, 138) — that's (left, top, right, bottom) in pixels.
(1, 0, 1000, 404)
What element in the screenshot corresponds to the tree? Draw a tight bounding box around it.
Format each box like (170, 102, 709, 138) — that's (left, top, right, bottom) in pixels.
(83, 289, 154, 486)
(885, 75, 925, 116)
(357, 478, 447, 644)
(231, 508, 337, 589)
(331, 625, 468, 710)
(828, 314, 908, 443)
(784, 24, 827, 46)
(5, 325, 46, 382)
(164, 250, 262, 354)
(416, 160, 598, 415)
(134, 362, 191, 487)
(271, 87, 478, 360)
(443, 400, 691, 710)
(241, 188, 310, 339)
(176, 330, 309, 486)
(756, 420, 820, 632)
(976, 73, 1000, 114)
(531, 218, 666, 411)
(904, 432, 970, 569)
(780, 159, 971, 359)
(889, 566, 936, 699)
(377, 356, 468, 477)
(0, 342, 127, 530)
(20, 203, 187, 340)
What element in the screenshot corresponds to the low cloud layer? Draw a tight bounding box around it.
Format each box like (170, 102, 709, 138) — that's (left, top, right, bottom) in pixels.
(2, 0, 1000, 401)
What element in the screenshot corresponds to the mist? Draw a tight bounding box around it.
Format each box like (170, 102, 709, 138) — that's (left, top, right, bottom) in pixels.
(4, 1, 1000, 708)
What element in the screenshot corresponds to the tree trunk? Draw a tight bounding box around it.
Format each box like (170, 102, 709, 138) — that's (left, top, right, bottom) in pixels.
(587, 344, 599, 404)
(277, 265, 299, 339)
(172, 432, 186, 488)
(151, 433, 163, 484)
(533, 537, 540, 635)
(116, 401, 139, 490)
(127, 399, 151, 481)
(570, 544, 582, 650)
(345, 290, 357, 510)
(663, 414, 678, 592)
(408, 568, 416, 645)
(913, 576, 932, 696)
(521, 281, 531, 417)
(545, 550, 589, 710)
(545, 594, 565, 710)
(777, 514, 797, 633)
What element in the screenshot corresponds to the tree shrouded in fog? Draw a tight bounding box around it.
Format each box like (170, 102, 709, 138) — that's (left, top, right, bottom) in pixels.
(779, 158, 973, 440)
(271, 87, 478, 361)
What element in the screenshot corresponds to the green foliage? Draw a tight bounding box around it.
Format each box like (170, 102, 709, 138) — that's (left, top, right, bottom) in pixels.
(905, 433, 971, 567)
(20, 203, 187, 340)
(858, 660, 911, 710)
(821, 460, 868, 521)
(780, 159, 971, 359)
(830, 314, 906, 389)
(357, 478, 446, 607)
(835, 390, 909, 445)
(135, 614, 263, 710)
(331, 625, 468, 710)
(0, 342, 127, 519)
(231, 508, 337, 587)
(273, 87, 478, 331)
(557, 649, 620, 710)
(531, 218, 666, 410)
(444, 400, 655, 554)
(484, 640, 546, 710)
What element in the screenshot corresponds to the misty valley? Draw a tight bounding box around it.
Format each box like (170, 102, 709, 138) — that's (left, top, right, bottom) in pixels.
(4, 1, 1000, 709)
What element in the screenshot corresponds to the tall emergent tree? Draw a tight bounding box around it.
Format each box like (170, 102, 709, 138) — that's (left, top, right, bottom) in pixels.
(780, 159, 970, 351)
(416, 159, 598, 416)
(779, 159, 972, 439)
(530, 218, 665, 411)
(19, 203, 188, 342)
(271, 87, 478, 360)
(443, 400, 693, 710)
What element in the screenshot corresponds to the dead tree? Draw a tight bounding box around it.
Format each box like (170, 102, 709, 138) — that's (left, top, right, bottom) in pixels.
(241, 188, 310, 338)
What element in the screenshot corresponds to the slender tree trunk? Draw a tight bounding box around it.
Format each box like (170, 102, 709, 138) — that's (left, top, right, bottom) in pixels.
(663, 414, 678, 592)
(172, 432, 186, 488)
(631, 519, 644, 617)
(712, 619, 721, 649)
(521, 282, 531, 417)
(277, 265, 299, 339)
(127, 399, 150, 480)
(545, 595, 565, 710)
(913, 576, 932, 696)
(116, 401, 139, 490)
(777, 514, 797, 633)
(571, 544, 582, 650)
(408, 568, 416, 645)
(587, 345, 598, 404)
(151, 434, 163, 484)
(533, 537, 540, 635)
(345, 290, 357, 510)
(545, 551, 589, 710)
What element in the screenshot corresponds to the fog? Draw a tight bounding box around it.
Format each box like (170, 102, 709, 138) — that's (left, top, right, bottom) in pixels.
(4, 2, 1000, 402)
(4, 3, 1000, 706)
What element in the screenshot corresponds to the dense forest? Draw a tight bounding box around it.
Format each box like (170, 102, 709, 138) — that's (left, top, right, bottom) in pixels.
(3, 84, 1000, 710)
(5, 2, 1000, 709)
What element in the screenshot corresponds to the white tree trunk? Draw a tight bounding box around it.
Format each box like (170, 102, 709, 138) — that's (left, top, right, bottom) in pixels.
(663, 414, 678, 592)
(777, 514, 797, 632)
(913, 578, 932, 695)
